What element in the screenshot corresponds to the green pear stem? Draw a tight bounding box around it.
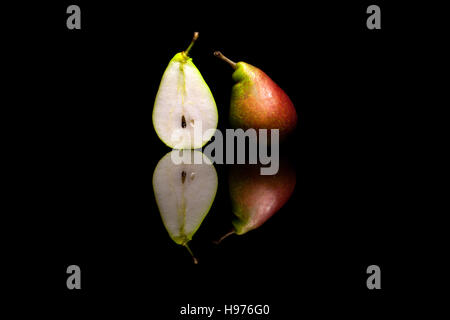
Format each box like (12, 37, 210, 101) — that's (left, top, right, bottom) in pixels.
(214, 51, 237, 69)
(184, 243, 198, 264)
(184, 32, 199, 57)
(214, 229, 235, 244)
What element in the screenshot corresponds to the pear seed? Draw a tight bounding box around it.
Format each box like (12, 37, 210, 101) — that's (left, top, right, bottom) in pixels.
(181, 170, 186, 184)
(181, 115, 186, 128)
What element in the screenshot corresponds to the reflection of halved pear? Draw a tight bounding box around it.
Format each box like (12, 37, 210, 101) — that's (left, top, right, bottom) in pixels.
(153, 150, 218, 263)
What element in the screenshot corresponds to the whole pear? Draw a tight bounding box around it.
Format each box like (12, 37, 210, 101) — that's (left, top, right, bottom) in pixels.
(214, 51, 297, 141)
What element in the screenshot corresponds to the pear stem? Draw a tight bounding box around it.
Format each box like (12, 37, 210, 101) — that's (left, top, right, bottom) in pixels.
(184, 32, 199, 57)
(184, 243, 198, 264)
(214, 229, 235, 244)
(214, 51, 237, 69)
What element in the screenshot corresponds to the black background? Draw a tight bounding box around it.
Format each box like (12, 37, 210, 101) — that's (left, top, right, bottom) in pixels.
(5, 0, 440, 317)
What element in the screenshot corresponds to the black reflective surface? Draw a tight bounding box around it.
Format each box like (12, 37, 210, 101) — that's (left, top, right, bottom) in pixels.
(6, 0, 430, 317)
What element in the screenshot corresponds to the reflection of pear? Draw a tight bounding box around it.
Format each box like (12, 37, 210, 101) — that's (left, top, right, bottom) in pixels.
(153, 150, 218, 263)
(218, 160, 296, 242)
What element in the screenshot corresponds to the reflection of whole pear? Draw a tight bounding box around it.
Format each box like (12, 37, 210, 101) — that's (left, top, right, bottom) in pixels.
(214, 51, 297, 141)
(219, 160, 296, 242)
(153, 150, 218, 263)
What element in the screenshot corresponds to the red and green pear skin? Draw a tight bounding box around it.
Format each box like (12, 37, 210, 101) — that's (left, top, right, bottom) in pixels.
(228, 160, 296, 235)
(230, 62, 298, 141)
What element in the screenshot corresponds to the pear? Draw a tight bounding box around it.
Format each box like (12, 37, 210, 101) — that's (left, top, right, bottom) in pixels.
(153, 33, 218, 149)
(214, 51, 297, 141)
(217, 159, 296, 242)
(153, 150, 218, 263)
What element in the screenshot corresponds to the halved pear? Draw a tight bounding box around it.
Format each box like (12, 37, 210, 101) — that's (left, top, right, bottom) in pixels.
(153, 150, 218, 263)
(153, 32, 218, 149)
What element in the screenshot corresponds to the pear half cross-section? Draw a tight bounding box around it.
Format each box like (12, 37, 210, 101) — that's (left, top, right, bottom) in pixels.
(153, 34, 218, 149)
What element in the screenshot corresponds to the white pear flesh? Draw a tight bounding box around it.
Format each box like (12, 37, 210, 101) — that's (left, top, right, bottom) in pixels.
(153, 150, 218, 245)
(153, 53, 218, 149)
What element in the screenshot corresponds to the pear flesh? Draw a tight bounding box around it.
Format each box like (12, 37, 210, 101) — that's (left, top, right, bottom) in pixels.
(153, 151, 218, 258)
(153, 52, 218, 149)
